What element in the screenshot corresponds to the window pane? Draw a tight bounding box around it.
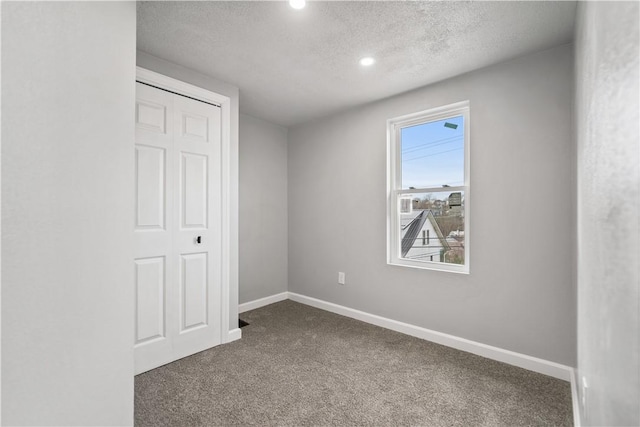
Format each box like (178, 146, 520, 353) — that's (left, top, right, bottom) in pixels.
(399, 191, 465, 266)
(401, 116, 464, 189)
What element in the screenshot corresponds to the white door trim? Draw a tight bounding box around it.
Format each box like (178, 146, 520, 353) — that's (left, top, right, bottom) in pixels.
(136, 67, 236, 345)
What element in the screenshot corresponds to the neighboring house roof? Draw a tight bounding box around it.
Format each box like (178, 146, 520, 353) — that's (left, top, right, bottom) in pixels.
(401, 210, 449, 258)
(446, 236, 464, 249)
(401, 211, 427, 257)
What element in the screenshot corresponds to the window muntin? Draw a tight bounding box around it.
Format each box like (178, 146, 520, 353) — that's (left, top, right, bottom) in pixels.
(387, 101, 470, 273)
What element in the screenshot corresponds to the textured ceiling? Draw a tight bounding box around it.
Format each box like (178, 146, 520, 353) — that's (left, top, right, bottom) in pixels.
(137, 1, 576, 127)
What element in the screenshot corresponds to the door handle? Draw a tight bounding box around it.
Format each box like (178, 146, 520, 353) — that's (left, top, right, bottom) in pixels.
(196, 236, 202, 244)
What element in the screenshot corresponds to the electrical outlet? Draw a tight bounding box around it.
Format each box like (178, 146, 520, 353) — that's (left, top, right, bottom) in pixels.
(338, 272, 345, 285)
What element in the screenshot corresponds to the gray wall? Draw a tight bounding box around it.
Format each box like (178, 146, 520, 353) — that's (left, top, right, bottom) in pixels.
(137, 50, 241, 333)
(2, 2, 136, 425)
(288, 44, 576, 366)
(575, 2, 639, 425)
(239, 114, 288, 303)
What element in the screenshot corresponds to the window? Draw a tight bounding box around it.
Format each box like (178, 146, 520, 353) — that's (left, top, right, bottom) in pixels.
(387, 101, 470, 273)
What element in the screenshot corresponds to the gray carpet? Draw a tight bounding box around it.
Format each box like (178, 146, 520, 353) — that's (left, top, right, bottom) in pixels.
(135, 300, 573, 426)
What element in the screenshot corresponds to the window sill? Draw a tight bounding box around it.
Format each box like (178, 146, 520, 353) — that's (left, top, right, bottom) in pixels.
(387, 260, 469, 274)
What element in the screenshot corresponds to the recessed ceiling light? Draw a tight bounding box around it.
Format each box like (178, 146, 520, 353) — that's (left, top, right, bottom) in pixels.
(289, 0, 306, 10)
(359, 57, 375, 67)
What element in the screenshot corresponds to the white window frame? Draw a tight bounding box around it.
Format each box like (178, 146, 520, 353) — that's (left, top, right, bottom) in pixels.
(387, 100, 470, 274)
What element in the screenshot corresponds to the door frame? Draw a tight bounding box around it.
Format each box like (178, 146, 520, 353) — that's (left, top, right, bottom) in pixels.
(136, 66, 239, 345)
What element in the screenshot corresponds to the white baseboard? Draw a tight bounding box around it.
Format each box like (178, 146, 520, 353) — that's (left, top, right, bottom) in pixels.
(226, 328, 242, 343)
(238, 291, 574, 381)
(288, 292, 573, 382)
(570, 369, 582, 426)
(238, 291, 288, 313)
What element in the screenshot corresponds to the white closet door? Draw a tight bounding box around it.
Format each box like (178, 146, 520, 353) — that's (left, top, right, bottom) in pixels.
(134, 82, 222, 374)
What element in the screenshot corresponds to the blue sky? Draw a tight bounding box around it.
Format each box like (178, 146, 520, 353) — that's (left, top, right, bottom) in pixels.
(401, 115, 464, 189)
